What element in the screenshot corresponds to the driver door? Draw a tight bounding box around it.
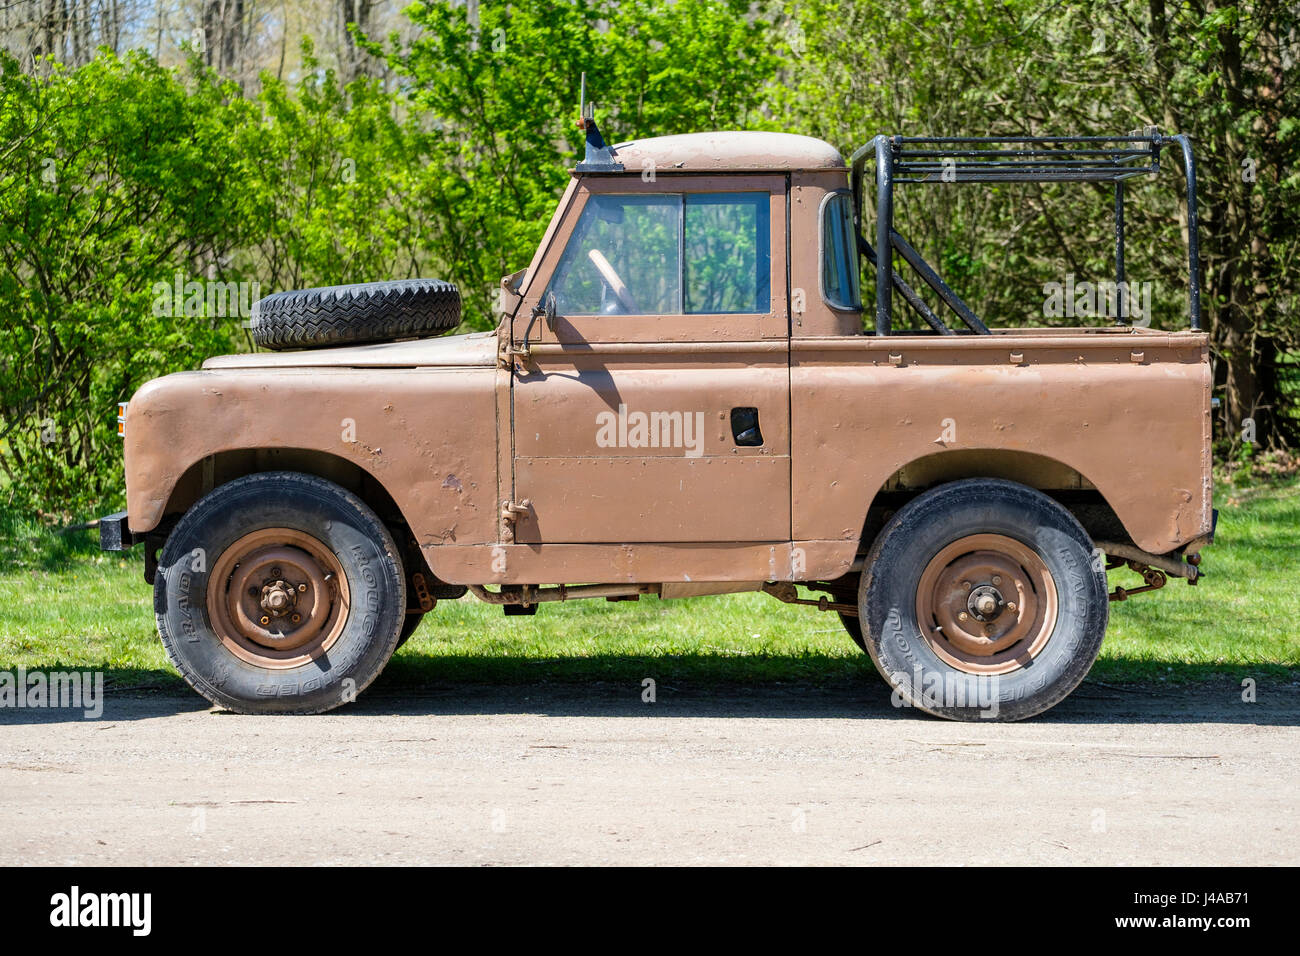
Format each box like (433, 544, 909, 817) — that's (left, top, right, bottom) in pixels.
(508, 175, 790, 545)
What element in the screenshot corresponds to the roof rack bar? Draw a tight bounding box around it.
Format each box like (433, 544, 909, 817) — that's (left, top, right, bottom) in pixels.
(902, 148, 1154, 159)
(848, 127, 1200, 335)
(900, 159, 1151, 169)
(896, 170, 1155, 184)
(896, 135, 1158, 144)
(1115, 180, 1127, 325)
(891, 230, 991, 334)
(874, 135, 893, 336)
(1170, 134, 1202, 330)
(859, 236, 955, 335)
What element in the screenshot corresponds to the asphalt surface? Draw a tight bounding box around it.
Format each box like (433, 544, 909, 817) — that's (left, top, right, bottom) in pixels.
(1, 680, 1296, 865)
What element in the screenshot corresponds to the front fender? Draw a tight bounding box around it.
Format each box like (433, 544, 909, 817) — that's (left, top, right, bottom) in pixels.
(123, 366, 499, 546)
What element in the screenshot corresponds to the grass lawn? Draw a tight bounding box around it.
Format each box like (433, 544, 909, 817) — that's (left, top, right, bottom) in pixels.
(1, 475, 1297, 691)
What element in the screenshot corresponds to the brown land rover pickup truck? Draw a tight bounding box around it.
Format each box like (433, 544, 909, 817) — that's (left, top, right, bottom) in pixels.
(101, 124, 1214, 720)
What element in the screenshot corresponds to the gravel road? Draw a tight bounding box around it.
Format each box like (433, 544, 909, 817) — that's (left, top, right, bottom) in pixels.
(1, 680, 1296, 865)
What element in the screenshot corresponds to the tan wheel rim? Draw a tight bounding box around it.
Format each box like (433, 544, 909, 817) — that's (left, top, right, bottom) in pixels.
(207, 528, 350, 669)
(915, 533, 1057, 675)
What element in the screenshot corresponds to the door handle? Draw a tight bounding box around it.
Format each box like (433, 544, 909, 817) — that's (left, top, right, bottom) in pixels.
(730, 406, 764, 446)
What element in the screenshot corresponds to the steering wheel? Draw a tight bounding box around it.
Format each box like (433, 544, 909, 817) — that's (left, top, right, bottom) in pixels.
(587, 249, 640, 313)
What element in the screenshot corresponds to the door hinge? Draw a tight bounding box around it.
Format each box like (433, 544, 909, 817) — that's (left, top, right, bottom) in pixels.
(500, 498, 532, 543)
(500, 343, 531, 366)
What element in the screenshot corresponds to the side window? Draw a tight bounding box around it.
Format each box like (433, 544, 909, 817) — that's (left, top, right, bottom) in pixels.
(549, 195, 681, 316)
(822, 192, 861, 310)
(548, 192, 770, 316)
(684, 193, 770, 314)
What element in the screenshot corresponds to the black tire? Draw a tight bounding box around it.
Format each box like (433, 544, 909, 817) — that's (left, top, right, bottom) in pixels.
(859, 478, 1108, 722)
(251, 279, 461, 351)
(837, 608, 893, 689)
(154, 471, 406, 714)
(395, 612, 423, 650)
(838, 611, 866, 651)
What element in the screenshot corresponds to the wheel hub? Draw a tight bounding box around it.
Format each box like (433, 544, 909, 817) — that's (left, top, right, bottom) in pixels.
(916, 533, 1058, 675)
(207, 528, 350, 668)
(967, 584, 1004, 621)
(260, 580, 298, 616)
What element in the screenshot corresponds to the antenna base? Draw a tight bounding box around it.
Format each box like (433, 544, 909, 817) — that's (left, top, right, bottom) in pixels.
(576, 117, 624, 173)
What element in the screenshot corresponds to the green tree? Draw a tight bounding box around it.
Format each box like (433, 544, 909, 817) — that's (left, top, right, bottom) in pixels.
(231, 39, 433, 294)
(379, 0, 781, 329)
(0, 43, 441, 515)
(0, 50, 247, 513)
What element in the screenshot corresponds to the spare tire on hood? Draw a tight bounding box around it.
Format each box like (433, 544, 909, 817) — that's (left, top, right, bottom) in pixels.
(250, 279, 461, 350)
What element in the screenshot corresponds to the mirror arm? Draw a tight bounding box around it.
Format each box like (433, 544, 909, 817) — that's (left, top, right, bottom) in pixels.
(510, 291, 556, 363)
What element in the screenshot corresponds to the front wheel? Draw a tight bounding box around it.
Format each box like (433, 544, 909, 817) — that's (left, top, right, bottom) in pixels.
(859, 479, 1108, 721)
(155, 471, 407, 714)
(395, 612, 424, 649)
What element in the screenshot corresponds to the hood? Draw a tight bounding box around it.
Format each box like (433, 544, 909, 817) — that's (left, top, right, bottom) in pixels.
(202, 330, 498, 370)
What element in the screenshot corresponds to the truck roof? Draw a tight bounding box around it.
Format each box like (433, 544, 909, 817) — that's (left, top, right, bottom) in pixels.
(602, 131, 845, 173)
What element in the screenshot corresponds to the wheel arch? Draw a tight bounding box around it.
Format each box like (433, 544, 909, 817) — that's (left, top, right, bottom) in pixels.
(163, 447, 405, 526)
(145, 448, 433, 584)
(854, 448, 1130, 558)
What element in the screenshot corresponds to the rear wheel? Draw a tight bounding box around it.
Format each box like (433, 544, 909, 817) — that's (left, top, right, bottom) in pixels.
(155, 471, 406, 714)
(838, 612, 865, 651)
(859, 478, 1107, 721)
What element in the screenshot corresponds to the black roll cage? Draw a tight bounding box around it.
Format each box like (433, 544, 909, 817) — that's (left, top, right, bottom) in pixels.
(847, 129, 1202, 335)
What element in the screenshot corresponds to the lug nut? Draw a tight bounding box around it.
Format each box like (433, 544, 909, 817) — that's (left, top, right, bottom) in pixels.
(991, 575, 1002, 585)
(961, 580, 971, 590)
(958, 611, 969, 622)
(259, 615, 270, 626)
(270, 567, 281, 578)
(1007, 601, 1018, 612)
(291, 613, 301, 624)
(298, 583, 307, 592)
